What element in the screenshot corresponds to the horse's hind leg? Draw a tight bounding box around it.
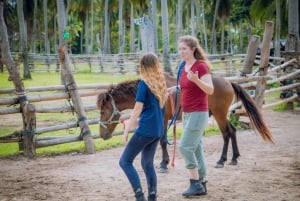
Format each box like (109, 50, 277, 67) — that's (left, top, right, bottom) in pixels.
(159, 134, 169, 173)
(215, 120, 239, 168)
(228, 122, 240, 165)
(216, 127, 230, 168)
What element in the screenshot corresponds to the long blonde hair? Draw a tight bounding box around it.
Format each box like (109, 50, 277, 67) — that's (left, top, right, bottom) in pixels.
(179, 35, 211, 69)
(139, 52, 168, 108)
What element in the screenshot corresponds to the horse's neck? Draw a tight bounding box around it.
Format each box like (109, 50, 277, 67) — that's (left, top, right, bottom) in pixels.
(116, 95, 136, 111)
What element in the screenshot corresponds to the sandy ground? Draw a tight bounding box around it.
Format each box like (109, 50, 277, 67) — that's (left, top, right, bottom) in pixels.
(0, 109, 299, 201)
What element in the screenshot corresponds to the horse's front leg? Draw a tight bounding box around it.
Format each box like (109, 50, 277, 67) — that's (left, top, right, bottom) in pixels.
(159, 133, 169, 173)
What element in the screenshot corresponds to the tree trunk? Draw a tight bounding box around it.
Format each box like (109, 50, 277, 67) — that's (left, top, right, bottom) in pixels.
(211, 0, 220, 54)
(103, 0, 110, 54)
(161, 0, 173, 75)
(254, 21, 274, 108)
(118, 0, 124, 54)
(221, 19, 225, 53)
(191, 1, 195, 37)
(177, 0, 183, 42)
(140, 17, 155, 53)
(1, 2, 36, 158)
(31, 0, 37, 53)
(274, 0, 281, 63)
(129, 3, 135, 53)
(85, 13, 89, 54)
(286, 0, 300, 51)
(17, 0, 31, 79)
(284, 0, 300, 109)
(90, 0, 94, 54)
(151, 0, 159, 54)
(43, 0, 50, 71)
(200, 0, 208, 51)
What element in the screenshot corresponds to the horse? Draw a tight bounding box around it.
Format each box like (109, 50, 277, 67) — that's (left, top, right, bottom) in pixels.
(96, 73, 274, 172)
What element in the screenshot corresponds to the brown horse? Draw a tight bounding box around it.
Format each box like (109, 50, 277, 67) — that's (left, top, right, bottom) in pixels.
(96, 73, 274, 172)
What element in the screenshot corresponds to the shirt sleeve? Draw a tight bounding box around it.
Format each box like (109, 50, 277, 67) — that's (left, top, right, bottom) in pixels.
(136, 80, 147, 103)
(196, 61, 210, 78)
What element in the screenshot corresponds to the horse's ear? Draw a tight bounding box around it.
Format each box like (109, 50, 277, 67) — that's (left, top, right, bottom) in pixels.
(96, 93, 107, 109)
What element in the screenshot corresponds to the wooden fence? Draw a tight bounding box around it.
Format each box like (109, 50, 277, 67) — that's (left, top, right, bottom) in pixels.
(8, 52, 247, 76)
(0, 56, 299, 156)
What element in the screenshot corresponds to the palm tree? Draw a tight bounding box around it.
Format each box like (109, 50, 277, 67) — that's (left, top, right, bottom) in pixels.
(274, 0, 281, 60)
(210, 0, 220, 54)
(103, 0, 111, 54)
(150, 0, 158, 54)
(286, 0, 299, 51)
(129, 1, 135, 53)
(161, 0, 172, 75)
(90, 0, 94, 54)
(17, 0, 31, 79)
(118, 0, 124, 54)
(43, 0, 50, 70)
(31, 0, 37, 53)
(218, 0, 231, 54)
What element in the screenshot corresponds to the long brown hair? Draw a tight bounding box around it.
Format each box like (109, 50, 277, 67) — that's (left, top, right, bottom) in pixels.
(139, 52, 168, 108)
(179, 35, 211, 69)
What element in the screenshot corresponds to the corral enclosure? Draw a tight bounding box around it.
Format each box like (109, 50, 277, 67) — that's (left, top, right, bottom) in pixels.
(0, 52, 299, 157)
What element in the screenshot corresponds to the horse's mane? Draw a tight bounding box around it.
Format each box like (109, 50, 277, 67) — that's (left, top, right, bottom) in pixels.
(96, 79, 140, 108)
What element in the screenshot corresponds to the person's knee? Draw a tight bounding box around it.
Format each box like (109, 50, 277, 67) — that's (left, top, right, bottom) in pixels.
(179, 143, 192, 156)
(141, 160, 153, 171)
(119, 158, 128, 169)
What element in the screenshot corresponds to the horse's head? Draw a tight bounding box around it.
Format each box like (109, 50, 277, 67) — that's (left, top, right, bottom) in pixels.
(96, 80, 139, 140)
(96, 91, 121, 140)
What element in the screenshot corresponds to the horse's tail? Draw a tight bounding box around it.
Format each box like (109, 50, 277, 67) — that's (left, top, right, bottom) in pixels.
(231, 82, 274, 144)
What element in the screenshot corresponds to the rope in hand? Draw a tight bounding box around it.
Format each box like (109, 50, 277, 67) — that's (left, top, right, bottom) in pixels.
(169, 92, 177, 167)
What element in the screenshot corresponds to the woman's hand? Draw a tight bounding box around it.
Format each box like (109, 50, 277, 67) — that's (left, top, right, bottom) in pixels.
(187, 70, 199, 82)
(167, 86, 179, 95)
(122, 119, 130, 144)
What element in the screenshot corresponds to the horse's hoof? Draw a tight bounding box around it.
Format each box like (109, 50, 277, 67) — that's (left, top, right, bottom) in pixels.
(158, 167, 168, 173)
(215, 163, 224, 168)
(229, 160, 238, 165)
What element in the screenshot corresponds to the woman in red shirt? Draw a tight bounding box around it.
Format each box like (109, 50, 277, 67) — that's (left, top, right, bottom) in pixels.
(178, 35, 214, 197)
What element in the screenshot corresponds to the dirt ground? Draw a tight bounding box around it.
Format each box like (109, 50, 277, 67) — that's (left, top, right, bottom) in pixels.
(0, 109, 299, 201)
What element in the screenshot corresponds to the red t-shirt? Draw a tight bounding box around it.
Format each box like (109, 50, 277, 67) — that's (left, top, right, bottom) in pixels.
(179, 60, 210, 112)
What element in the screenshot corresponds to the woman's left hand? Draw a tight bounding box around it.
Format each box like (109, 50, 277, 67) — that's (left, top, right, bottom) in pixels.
(187, 70, 198, 82)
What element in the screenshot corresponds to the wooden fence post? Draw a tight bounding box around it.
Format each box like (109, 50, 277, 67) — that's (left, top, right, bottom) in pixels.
(58, 45, 95, 154)
(254, 21, 274, 107)
(0, 2, 36, 158)
(241, 35, 260, 76)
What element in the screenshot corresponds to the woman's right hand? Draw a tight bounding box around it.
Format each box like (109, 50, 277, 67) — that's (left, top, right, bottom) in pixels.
(167, 86, 177, 95)
(122, 119, 130, 144)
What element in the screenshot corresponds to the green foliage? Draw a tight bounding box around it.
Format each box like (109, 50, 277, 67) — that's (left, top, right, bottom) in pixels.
(229, 113, 241, 127)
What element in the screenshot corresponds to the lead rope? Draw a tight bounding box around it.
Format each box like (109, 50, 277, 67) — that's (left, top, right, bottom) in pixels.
(169, 92, 177, 167)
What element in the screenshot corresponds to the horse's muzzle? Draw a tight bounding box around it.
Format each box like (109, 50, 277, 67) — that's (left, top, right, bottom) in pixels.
(100, 132, 112, 140)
